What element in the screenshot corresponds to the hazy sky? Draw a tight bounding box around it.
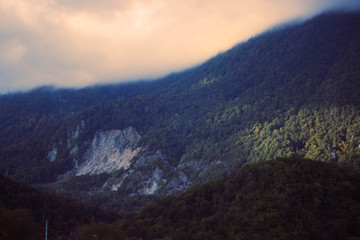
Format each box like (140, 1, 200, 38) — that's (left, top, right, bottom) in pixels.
(0, 0, 359, 93)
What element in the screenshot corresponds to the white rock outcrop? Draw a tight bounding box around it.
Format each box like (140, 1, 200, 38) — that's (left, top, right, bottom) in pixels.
(67, 120, 85, 148)
(76, 127, 141, 176)
(140, 168, 163, 195)
(47, 146, 57, 162)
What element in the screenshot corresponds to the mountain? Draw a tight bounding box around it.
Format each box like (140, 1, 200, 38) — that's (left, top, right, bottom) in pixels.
(0, 10, 360, 213)
(77, 158, 360, 240)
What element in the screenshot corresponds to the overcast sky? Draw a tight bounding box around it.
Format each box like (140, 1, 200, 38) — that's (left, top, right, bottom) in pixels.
(0, 0, 359, 93)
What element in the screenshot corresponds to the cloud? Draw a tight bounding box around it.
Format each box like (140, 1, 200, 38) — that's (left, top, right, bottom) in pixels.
(0, 0, 359, 93)
(0, 39, 26, 65)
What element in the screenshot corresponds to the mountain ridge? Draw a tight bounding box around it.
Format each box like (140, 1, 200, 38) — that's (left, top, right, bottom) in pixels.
(1, 10, 360, 214)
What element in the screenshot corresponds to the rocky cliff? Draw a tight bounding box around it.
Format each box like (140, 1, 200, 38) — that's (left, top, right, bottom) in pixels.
(45, 123, 226, 213)
(77, 128, 141, 175)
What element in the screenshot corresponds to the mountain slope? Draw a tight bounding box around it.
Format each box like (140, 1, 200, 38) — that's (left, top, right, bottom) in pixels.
(0, 82, 156, 149)
(0, 175, 117, 239)
(0, 10, 360, 213)
(77, 158, 360, 240)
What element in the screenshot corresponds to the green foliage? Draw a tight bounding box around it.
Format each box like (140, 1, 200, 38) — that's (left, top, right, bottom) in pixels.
(244, 106, 360, 167)
(2, 157, 360, 239)
(117, 158, 360, 240)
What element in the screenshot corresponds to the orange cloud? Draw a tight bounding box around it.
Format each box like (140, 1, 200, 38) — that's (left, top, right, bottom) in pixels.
(0, 0, 359, 92)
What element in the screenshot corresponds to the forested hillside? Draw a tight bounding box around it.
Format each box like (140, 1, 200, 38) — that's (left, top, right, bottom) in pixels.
(75, 158, 360, 240)
(2, 158, 359, 239)
(0, 10, 360, 213)
(0, 175, 117, 239)
(0, 82, 155, 149)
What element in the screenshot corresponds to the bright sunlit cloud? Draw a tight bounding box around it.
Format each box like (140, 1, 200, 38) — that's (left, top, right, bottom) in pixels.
(0, 0, 359, 93)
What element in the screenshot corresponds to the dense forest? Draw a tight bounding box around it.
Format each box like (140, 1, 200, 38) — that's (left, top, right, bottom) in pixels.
(0, 175, 118, 239)
(74, 158, 360, 240)
(2, 158, 359, 239)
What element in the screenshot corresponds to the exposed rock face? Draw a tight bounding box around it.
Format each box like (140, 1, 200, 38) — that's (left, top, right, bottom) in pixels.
(139, 168, 163, 195)
(47, 145, 57, 162)
(165, 171, 191, 194)
(133, 151, 167, 168)
(68, 120, 85, 148)
(76, 127, 141, 175)
(52, 126, 228, 212)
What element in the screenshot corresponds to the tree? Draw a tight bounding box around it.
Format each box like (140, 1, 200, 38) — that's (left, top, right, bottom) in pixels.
(75, 222, 128, 240)
(0, 208, 41, 240)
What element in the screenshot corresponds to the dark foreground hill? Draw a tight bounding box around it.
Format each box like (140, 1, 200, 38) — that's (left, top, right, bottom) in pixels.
(75, 158, 360, 240)
(0, 175, 118, 239)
